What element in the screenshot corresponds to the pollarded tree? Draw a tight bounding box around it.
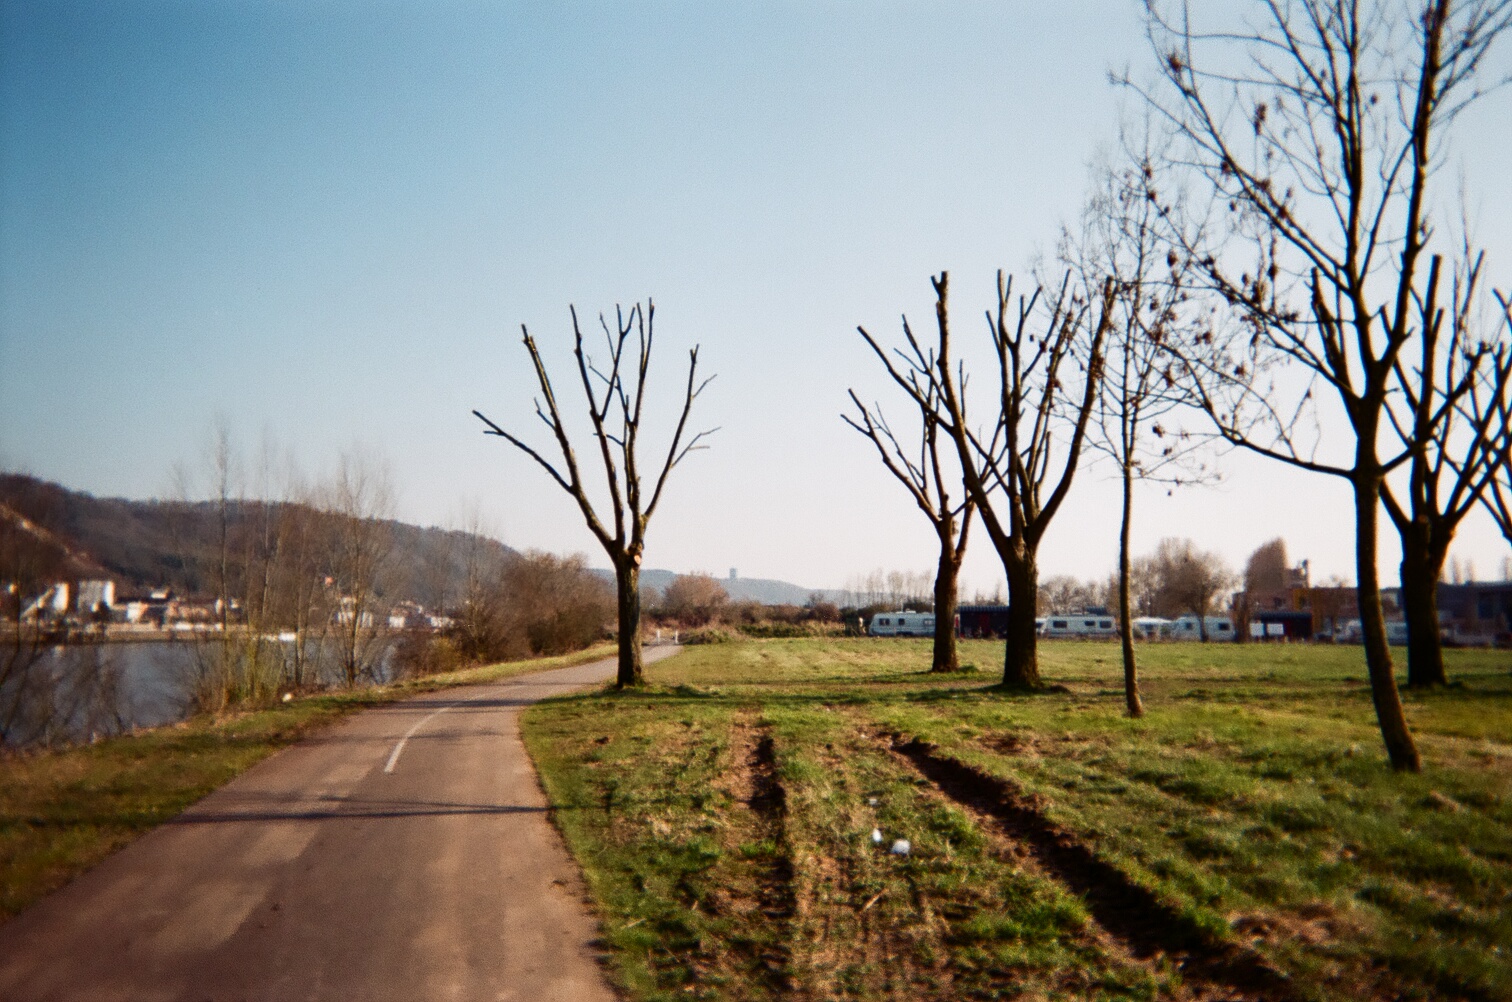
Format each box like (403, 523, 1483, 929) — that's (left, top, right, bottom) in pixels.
(474, 301, 713, 688)
(1487, 469, 1512, 546)
(1133, 0, 1512, 771)
(1382, 255, 1512, 686)
(844, 363, 974, 673)
(861, 271, 1111, 688)
(1477, 294, 1512, 554)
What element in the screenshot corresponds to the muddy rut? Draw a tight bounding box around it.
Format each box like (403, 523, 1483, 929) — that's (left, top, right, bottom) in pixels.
(889, 734, 1302, 1002)
(716, 720, 798, 998)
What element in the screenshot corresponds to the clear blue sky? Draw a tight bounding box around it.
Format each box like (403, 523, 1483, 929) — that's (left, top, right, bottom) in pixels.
(3, 0, 1510, 593)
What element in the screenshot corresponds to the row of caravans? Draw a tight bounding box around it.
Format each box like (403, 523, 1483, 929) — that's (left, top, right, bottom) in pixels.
(875, 610, 1416, 643)
(872, 609, 1236, 640)
(1131, 616, 1237, 641)
(1038, 615, 1236, 640)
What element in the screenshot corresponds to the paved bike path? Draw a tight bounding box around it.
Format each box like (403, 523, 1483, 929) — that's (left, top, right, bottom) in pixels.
(0, 648, 678, 1001)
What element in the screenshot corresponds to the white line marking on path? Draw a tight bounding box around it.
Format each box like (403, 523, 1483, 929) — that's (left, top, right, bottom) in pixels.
(384, 705, 453, 774)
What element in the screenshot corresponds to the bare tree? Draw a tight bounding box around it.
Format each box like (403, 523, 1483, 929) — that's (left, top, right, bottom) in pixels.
(1068, 144, 1215, 715)
(232, 434, 297, 703)
(273, 479, 332, 690)
(1133, 0, 1512, 770)
(170, 420, 246, 713)
(1, 503, 60, 744)
(449, 507, 510, 665)
(1382, 255, 1512, 686)
(1476, 295, 1512, 559)
(860, 271, 1110, 688)
(322, 447, 395, 688)
(845, 356, 975, 672)
(1487, 443, 1512, 547)
(474, 301, 714, 688)
(1037, 575, 1103, 615)
(1149, 537, 1235, 640)
(842, 568, 932, 611)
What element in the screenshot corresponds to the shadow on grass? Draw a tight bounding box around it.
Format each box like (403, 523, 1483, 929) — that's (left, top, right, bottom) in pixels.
(539, 678, 1104, 715)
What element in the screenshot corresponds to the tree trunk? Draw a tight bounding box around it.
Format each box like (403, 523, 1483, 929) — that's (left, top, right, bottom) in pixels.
(1001, 551, 1041, 688)
(1118, 464, 1144, 716)
(1355, 473, 1422, 772)
(614, 558, 643, 689)
(931, 537, 961, 673)
(1400, 524, 1449, 688)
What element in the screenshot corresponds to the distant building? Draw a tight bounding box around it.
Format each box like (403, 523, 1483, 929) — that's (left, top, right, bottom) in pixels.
(20, 582, 69, 621)
(1237, 560, 1410, 642)
(388, 601, 430, 630)
(956, 604, 1009, 638)
(1251, 609, 1313, 641)
(335, 596, 374, 630)
(1435, 581, 1512, 644)
(75, 579, 115, 616)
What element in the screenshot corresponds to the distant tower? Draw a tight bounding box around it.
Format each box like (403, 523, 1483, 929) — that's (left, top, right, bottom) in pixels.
(730, 568, 738, 581)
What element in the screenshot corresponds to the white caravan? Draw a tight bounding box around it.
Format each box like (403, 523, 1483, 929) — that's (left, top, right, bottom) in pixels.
(1169, 615, 1235, 641)
(1132, 617, 1174, 639)
(869, 611, 936, 637)
(1040, 615, 1117, 639)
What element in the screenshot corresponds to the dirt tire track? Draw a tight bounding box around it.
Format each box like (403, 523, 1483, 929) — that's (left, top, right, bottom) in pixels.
(890, 734, 1303, 1002)
(717, 718, 799, 999)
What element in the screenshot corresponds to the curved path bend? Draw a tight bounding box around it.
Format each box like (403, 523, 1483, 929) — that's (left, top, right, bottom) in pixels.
(0, 647, 679, 1001)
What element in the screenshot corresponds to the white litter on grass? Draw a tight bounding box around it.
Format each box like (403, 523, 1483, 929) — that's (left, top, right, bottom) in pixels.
(867, 797, 879, 806)
(890, 839, 911, 856)
(281, 692, 293, 703)
(871, 828, 883, 845)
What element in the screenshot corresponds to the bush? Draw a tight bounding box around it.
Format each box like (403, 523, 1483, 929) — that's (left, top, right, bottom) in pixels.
(679, 626, 741, 645)
(657, 574, 729, 626)
(735, 621, 845, 639)
(446, 550, 614, 662)
(394, 633, 463, 678)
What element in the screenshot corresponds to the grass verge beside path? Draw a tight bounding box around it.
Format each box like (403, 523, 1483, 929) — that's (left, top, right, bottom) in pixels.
(0, 643, 614, 921)
(524, 638, 1512, 1002)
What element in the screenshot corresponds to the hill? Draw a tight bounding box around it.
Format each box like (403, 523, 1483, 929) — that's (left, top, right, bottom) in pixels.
(0, 473, 514, 605)
(631, 568, 842, 606)
(1, 474, 838, 609)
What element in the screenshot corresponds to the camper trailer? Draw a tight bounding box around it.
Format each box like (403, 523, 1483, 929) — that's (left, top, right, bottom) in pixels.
(1169, 615, 1235, 641)
(869, 611, 935, 637)
(1039, 615, 1117, 639)
(1132, 617, 1174, 639)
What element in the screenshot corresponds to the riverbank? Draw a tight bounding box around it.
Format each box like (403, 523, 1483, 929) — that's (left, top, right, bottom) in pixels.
(0, 643, 616, 921)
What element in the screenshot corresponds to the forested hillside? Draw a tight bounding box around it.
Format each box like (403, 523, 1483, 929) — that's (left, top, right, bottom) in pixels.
(0, 473, 514, 605)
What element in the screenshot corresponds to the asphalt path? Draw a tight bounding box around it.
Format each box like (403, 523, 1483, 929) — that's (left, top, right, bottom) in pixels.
(0, 646, 680, 1001)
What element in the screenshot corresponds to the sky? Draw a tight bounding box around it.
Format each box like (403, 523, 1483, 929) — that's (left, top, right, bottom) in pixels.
(3, 0, 1511, 596)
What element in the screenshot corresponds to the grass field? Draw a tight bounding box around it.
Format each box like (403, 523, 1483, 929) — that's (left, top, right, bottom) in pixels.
(523, 638, 1512, 1002)
(0, 643, 615, 921)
